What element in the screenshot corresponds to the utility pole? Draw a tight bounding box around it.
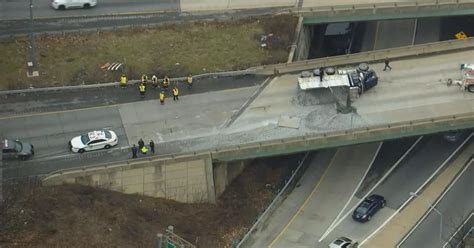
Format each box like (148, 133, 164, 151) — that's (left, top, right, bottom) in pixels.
(27, 0, 39, 77)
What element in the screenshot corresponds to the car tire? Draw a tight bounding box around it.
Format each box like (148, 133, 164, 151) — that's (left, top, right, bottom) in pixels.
(83, 3, 90, 8)
(20, 156, 27, 161)
(367, 215, 371, 221)
(468, 85, 474, 93)
(78, 149, 85, 153)
(382, 201, 386, 208)
(104, 144, 111, 149)
(58, 5, 66, 10)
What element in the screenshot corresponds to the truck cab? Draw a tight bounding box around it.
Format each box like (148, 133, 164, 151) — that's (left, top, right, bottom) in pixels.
(1, 139, 34, 160)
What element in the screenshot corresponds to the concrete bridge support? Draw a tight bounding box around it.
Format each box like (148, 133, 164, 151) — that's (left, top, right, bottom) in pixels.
(43, 153, 218, 203)
(213, 160, 249, 197)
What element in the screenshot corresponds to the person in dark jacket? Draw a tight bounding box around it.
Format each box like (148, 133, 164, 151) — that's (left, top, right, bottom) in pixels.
(149, 140, 155, 153)
(131, 144, 138, 158)
(383, 58, 392, 71)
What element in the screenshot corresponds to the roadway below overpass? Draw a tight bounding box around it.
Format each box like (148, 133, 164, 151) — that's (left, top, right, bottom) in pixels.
(2, 48, 473, 179)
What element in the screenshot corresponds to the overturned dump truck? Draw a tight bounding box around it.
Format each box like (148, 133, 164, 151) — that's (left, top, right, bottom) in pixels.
(298, 63, 378, 98)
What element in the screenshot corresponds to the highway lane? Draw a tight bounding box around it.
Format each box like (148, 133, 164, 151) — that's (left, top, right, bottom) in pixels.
(399, 160, 473, 248)
(319, 133, 472, 246)
(0, 0, 179, 20)
(0, 75, 265, 117)
(1, 85, 259, 179)
(267, 143, 381, 248)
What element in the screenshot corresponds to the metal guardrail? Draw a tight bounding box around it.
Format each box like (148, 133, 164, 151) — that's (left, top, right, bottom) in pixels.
(0, 68, 256, 95)
(235, 152, 310, 247)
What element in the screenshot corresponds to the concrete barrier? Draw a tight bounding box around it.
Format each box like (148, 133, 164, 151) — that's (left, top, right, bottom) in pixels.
(212, 113, 474, 161)
(256, 37, 474, 75)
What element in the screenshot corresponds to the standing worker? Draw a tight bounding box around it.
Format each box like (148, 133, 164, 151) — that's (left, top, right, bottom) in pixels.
(149, 140, 155, 154)
(151, 74, 158, 88)
(140, 145, 148, 154)
(319, 67, 324, 82)
(159, 90, 165, 105)
(141, 74, 148, 85)
(139, 83, 146, 98)
(383, 58, 392, 71)
(163, 75, 170, 90)
(172, 86, 179, 101)
(120, 74, 128, 88)
(131, 144, 138, 158)
(138, 138, 145, 150)
(186, 74, 193, 89)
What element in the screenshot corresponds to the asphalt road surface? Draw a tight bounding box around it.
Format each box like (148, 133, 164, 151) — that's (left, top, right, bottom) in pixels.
(0, 0, 179, 20)
(320, 133, 471, 246)
(399, 160, 473, 248)
(0, 76, 266, 179)
(0, 75, 265, 117)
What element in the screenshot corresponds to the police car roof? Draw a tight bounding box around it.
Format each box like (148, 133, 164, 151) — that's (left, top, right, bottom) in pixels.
(87, 131, 108, 140)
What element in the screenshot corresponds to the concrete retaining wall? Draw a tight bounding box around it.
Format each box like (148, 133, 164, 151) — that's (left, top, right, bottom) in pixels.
(43, 153, 217, 203)
(293, 25, 312, 61)
(213, 160, 249, 197)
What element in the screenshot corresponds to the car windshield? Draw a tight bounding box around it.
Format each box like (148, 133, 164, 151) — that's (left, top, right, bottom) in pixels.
(80, 134, 90, 144)
(13, 140, 22, 152)
(355, 202, 370, 214)
(104, 131, 112, 139)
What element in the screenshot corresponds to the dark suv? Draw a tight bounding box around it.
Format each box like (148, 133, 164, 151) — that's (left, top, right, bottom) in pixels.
(1, 139, 34, 160)
(352, 194, 386, 222)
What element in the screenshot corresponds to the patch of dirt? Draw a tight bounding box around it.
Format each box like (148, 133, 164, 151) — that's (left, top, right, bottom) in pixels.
(0, 14, 298, 90)
(0, 161, 288, 248)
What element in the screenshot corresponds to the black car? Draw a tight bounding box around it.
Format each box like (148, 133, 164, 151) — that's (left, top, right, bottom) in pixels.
(352, 194, 386, 222)
(1, 139, 34, 160)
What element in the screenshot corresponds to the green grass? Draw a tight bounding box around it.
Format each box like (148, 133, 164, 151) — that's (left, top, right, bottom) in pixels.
(0, 15, 297, 90)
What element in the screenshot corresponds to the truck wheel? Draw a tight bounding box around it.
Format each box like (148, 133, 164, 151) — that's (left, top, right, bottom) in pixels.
(78, 149, 85, 153)
(447, 79, 452, 86)
(468, 85, 474, 93)
(325, 67, 336, 75)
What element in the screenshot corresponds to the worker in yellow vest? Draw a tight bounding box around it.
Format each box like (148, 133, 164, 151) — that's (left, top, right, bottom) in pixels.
(151, 75, 158, 88)
(139, 83, 146, 98)
(187, 74, 193, 89)
(140, 145, 148, 154)
(159, 90, 165, 105)
(172, 86, 179, 101)
(141, 74, 148, 85)
(120, 74, 127, 88)
(162, 75, 170, 90)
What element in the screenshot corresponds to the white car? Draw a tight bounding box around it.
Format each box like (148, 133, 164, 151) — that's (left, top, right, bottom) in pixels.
(329, 237, 358, 248)
(69, 130, 118, 153)
(51, 0, 97, 10)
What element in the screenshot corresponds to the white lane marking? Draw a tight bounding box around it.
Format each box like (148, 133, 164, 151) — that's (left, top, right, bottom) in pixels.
(319, 136, 424, 242)
(320, 142, 383, 240)
(397, 159, 473, 248)
(361, 133, 473, 247)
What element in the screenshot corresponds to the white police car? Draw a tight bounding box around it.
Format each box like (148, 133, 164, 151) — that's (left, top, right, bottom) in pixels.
(69, 130, 118, 153)
(329, 237, 358, 248)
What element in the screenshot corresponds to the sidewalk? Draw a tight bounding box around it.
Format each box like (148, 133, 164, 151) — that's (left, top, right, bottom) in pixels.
(362, 141, 474, 248)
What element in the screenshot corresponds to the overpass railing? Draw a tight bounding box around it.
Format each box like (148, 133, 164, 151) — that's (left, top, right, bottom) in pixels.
(211, 112, 474, 161)
(256, 37, 474, 75)
(299, 0, 474, 23)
